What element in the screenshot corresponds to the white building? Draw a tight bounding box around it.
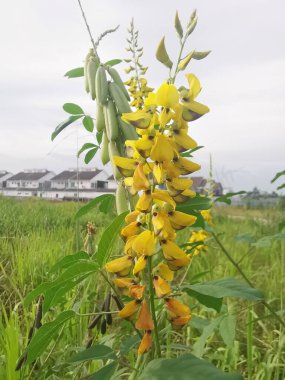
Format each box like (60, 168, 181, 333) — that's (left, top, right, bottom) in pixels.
(4, 170, 55, 197)
(43, 169, 116, 200)
(0, 171, 13, 194)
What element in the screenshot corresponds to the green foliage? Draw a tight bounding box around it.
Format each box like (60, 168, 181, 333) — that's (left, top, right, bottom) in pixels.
(104, 59, 122, 67)
(84, 146, 99, 163)
(75, 194, 115, 219)
(26, 310, 75, 364)
(139, 354, 244, 380)
(82, 115, 94, 132)
(64, 67, 84, 78)
(96, 212, 128, 266)
(70, 345, 116, 362)
(181, 146, 204, 157)
(63, 103, 84, 115)
(51, 115, 82, 140)
(88, 361, 118, 379)
(215, 191, 246, 205)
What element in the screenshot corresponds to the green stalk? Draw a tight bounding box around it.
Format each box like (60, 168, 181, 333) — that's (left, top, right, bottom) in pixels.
(147, 257, 162, 358)
(247, 306, 253, 380)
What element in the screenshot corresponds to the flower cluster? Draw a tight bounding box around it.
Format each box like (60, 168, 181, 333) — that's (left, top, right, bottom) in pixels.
(105, 73, 209, 354)
(124, 77, 154, 109)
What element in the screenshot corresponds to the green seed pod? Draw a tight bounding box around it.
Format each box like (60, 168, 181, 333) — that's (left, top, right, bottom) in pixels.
(87, 55, 99, 100)
(95, 104, 105, 132)
(88, 314, 102, 330)
(118, 117, 138, 141)
(101, 131, 110, 165)
(106, 100, 119, 140)
(84, 49, 94, 93)
(108, 141, 122, 181)
(95, 65, 109, 105)
(106, 66, 130, 101)
(116, 182, 129, 215)
(109, 82, 132, 114)
(156, 37, 173, 69)
(103, 104, 111, 141)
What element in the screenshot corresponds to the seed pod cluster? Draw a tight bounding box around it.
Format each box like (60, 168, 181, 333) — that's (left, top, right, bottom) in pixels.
(83, 53, 138, 191)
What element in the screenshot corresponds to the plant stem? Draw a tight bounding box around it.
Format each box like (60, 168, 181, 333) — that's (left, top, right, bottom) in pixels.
(77, 0, 98, 59)
(147, 257, 162, 358)
(211, 231, 285, 328)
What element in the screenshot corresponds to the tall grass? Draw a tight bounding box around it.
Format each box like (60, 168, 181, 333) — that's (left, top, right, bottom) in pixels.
(0, 198, 284, 379)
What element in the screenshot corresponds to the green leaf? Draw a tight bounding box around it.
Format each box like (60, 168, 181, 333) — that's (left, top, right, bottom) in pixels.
(176, 196, 211, 214)
(75, 194, 115, 219)
(139, 354, 244, 380)
(185, 278, 264, 301)
(175, 11, 183, 38)
(49, 251, 89, 274)
(24, 281, 51, 307)
(83, 115, 94, 132)
(88, 361, 118, 380)
(63, 103, 84, 115)
(64, 67, 84, 78)
(84, 147, 99, 164)
(51, 115, 82, 141)
(235, 234, 255, 244)
(278, 218, 285, 231)
(120, 334, 141, 354)
(215, 191, 246, 205)
(219, 315, 236, 347)
(271, 169, 285, 183)
(181, 146, 204, 157)
(277, 183, 285, 190)
(105, 59, 122, 67)
(193, 317, 223, 357)
(99, 194, 115, 213)
(96, 212, 128, 266)
(192, 51, 212, 60)
(26, 310, 75, 364)
(184, 287, 223, 312)
(96, 131, 103, 145)
(70, 345, 116, 363)
(77, 143, 97, 157)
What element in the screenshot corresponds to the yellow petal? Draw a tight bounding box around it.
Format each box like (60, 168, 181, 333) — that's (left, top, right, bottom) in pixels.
(135, 300, 154, 330)
(128, 284, 145, 299)
(132, 230, 156, 256)
(132, 163, 150, 191)
(168, 254, 191, 269)
(144, 92, 157, 107)
(153, 162, 165, 184)
(160, 240, 186, 260)
(185, 73, 201, 100)
(105, 255, 133, 274)
(175, 157, 201, 175)
(118, 299, 141, 319)
(171, 315, 191, 326)
(168, 211, 196, 229)
(165, 297, 190, 317)
(121, 221, 140, 240)
(156, 262, 174, 282)
(113, 277, 135, 288)
(156, 83, 179, 108)
(125, 211, 140, 224)
(124, 235, 139, 256)
(150, 134, 174, 162)
(153, 275, 171, 298)
(122, 111, 152, 129)
(173, 129, 197, 151)
(183, 100, 209, 115)
(168, 177, 193, 191)
(135, 191, 152, 213)
(133, 255, 148, 276)
(152, 189, 176, 208)
(158, 108, 174, 128)
(138, 331, 152, 354)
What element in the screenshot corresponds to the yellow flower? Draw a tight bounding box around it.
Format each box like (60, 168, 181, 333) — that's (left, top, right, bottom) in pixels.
(121, 221, 140, 240)
(171, 129, 197, 152)
(105, 255, 133, 276)
(153, 275, 171, 298)
(133, 255, 148, 276)
(129, 284, 145, 299)
(112, 156, 138, 177)
(201, 209, 213, 226)
(118, 299, 141, 319)
(188, 230, 208, 256)
(180, 74, 210, 118)
(152, 189, 176, 209)
(113, 277, 135, 288)
(135, 300, 154, 330)
(122, 111, 153, 129)
(132, 230, 156, 256)
(168, 254, 191, 270)
(165, 298, 190, 317)
(168, 211, 196, 230)
(174, 157, 201, 175)
(138, 330, 152, 354)
(135, 190, 152, 213)
(160, 239, 187, 261)
(132, 163, 150, 191)
(150, 134, 175, 163)
(156, 262, 174, 282)
(156, 83, 179, 109)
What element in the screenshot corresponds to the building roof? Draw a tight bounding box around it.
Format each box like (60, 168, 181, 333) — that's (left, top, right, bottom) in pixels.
(0, 171, 10, 179)
(8, 171, 51, 181)
(107, 175, 115, 180)
(51, 170, 101, 181)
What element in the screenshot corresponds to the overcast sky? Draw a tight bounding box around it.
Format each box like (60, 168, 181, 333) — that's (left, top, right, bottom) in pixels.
(0, 0, 284, 191)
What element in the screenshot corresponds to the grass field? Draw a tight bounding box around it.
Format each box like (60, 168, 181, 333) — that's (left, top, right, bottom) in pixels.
(0, 196, 284, 379)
